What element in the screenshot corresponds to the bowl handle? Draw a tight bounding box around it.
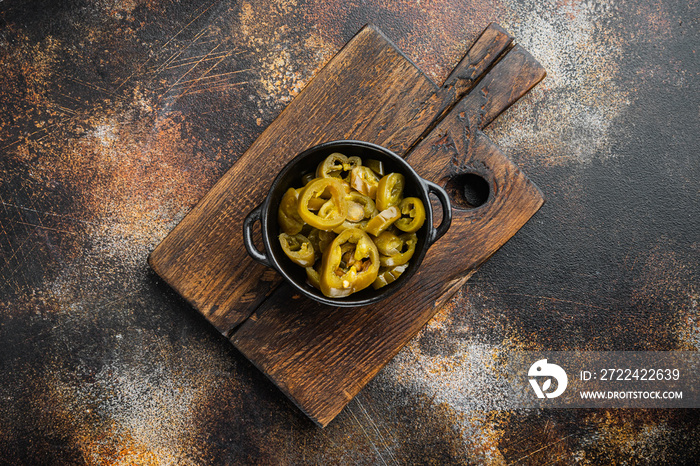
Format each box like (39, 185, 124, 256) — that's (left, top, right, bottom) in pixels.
(243, 203, 272, 267)
(423, 180, 453, 246)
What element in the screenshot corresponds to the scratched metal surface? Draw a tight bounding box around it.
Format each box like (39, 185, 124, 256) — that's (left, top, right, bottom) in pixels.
(1, 0, 698, 464)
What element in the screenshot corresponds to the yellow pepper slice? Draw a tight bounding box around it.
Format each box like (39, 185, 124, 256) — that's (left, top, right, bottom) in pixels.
(364, 205, 401, 236)
(349, 166, 380, 199)
(376, 173, 405, 211)
(378, 232, 417, 267)
(372, 263, 409, 289)
(395, 197, 426, 233)
(332, 219, 369, 234)
(298, 178, 348, 230)
(278, 233, 315, 267)
(278, 187, 304, 235)
(316, 153, 362, 179)
(365, 159, 385, 176)
(320, 228, 380, 298)
(305, 263, 322, 290)
(346, 192, 378, 221)
(307, 228, 336, 256)
(374, 231, 403, 256)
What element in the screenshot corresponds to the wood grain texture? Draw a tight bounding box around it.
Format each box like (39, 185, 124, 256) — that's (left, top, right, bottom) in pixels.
(148, 25, 440, 333)
(148, 23, 515, 335)
(455, 44, 547, 131)
(390, 22, 513, 152)
(232, 44, 546, 426)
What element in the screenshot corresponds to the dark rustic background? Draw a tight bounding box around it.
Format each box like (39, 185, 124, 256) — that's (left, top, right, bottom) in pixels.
(1, 0, 698, 464)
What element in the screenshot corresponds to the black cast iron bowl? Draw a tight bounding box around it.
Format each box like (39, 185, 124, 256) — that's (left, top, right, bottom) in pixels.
(243, 140, 452, 307)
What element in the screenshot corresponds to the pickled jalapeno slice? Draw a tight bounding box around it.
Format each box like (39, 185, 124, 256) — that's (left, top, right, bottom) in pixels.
(279, 233, 316, 267)
(364, 205, 401, 237)
(395, 197, 426, 233)
(298, 178, 348, 229)
(278, 187, 304, 235)
(349, 166, 380, 199)
(372, 263, 409, 289)
(305, 263, 322, 290)
(346, 192, 378, 221)
(307, 228, 336, 257)
(378, 232, 417, 267)
(376, 173, 405, 211)
(365, 159, 385, 177)
(319, 228, 380, 298)
(316, 153, 362, 179)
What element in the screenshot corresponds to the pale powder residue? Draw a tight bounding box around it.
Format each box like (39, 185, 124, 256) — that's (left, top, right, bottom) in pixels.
(489, 0, 631, 165)
(631, 240, 700, 351)
(45, 336, 230, 465)
(375, 290, 523, 464)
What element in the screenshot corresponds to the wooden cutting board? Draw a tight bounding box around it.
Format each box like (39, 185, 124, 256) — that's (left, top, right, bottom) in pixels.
(149, 23, 546, 427)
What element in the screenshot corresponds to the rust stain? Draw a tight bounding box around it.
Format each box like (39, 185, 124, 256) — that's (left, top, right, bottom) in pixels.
(1, 0, 698, 463)
(235, 0, 336, 112)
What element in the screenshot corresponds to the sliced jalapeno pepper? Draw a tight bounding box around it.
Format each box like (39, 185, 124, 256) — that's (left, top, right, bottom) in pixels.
(301, 177, 349, 208)
(316, 153, 362, 179)
(372, 263, 409, 289)
(315, 153, 345, 178)
(376, 173, 405, 211)
(279, 233, 316, 267)
(278, 153, 425, 298)
(395, 197, 426, 233)
(346, 156, 362, 171)
(374, 231, 403, 256)
(334, 191, 377, 232)
(305, 263, 322, 290)
(379, 232, 417, 267)
(278, 187, 304, 235)
(365, 159, 385, 177)
(307, 228, 336, 256)
(298, 178, 348, 230)
(301, 172, 315, 186)
(364, 205, 401, 237)
(317, 199, 337, 218)
(320, 228, 379, 298)
(306, 196, 327, 211)
(346, 192, 378, 222)
(332, 218, 369, 234)
(349, 166, 380, 199)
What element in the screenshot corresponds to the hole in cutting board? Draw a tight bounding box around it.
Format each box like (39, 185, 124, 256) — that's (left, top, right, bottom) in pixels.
(443, 173, 491, 210)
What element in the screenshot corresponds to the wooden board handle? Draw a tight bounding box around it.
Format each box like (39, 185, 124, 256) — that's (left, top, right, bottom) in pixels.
(434, 23, 514, 120)
(392, 23, 514, 153)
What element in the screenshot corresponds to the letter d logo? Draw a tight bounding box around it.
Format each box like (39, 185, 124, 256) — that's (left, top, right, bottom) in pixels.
(528, 359, 568, 399)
